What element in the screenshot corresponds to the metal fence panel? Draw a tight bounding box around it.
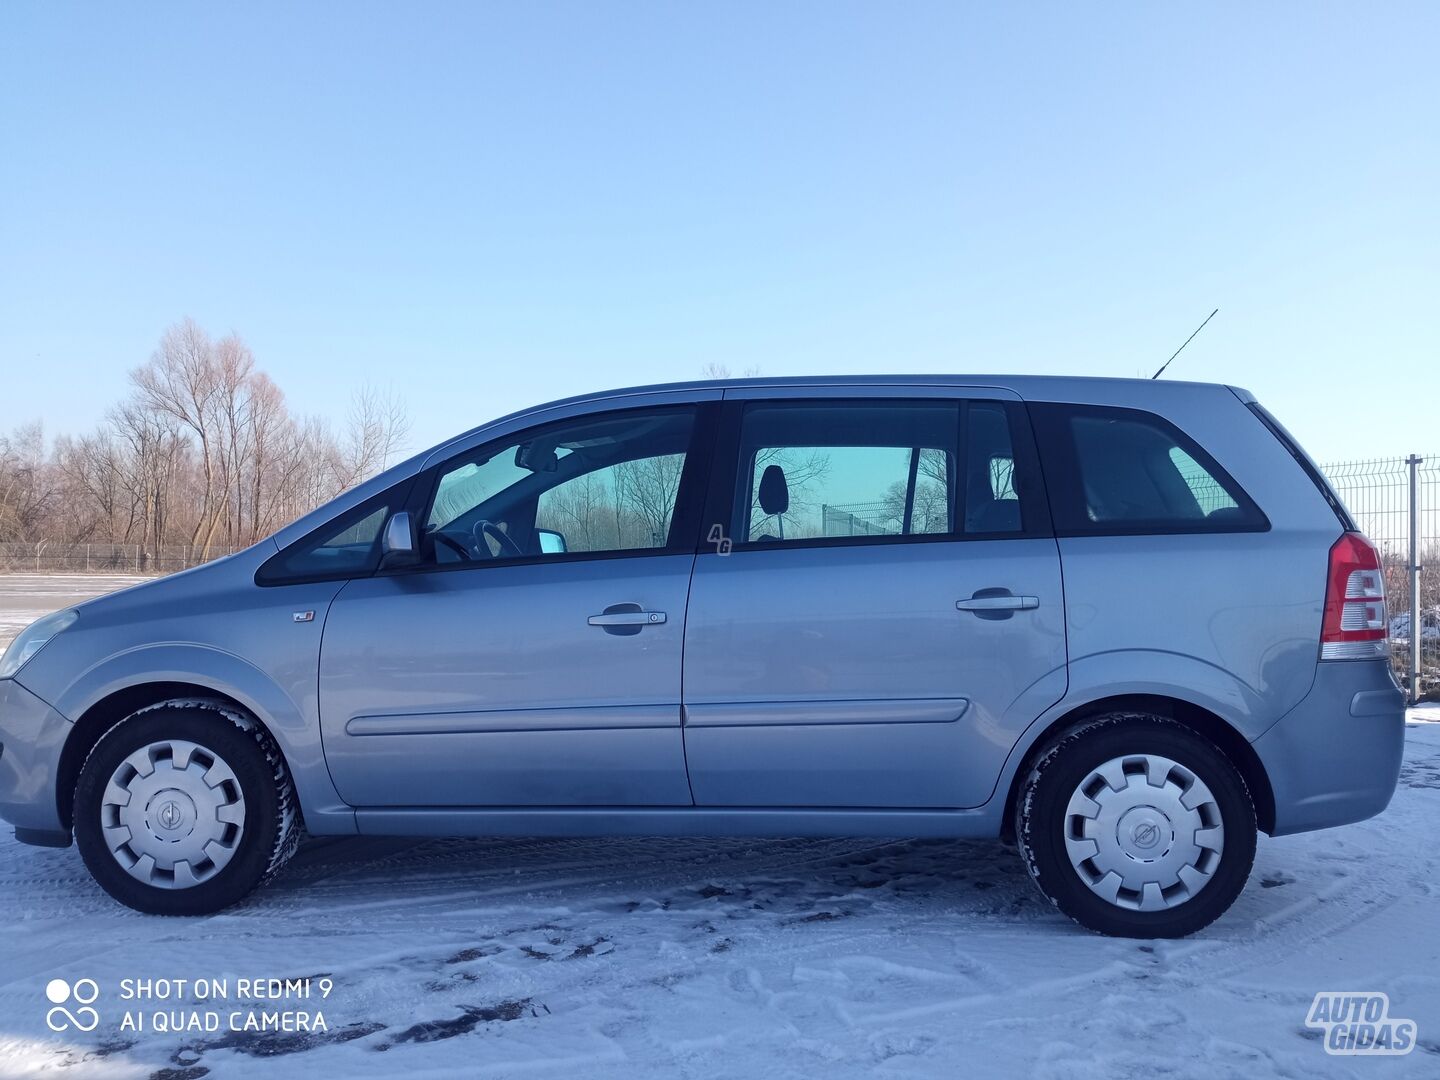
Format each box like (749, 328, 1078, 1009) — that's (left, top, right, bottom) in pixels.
(1322, 455, 1438, 701)
(821, 501, 896, 537)
(0, 541, 238, 575)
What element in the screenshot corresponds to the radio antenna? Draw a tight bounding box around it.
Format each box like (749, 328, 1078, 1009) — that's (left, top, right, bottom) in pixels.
(1152, 308, 1219, 379)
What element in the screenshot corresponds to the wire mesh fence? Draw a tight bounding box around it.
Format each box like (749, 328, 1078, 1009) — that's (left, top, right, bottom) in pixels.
(1321, 455, 1439, 700)
(0, 541, 239, 575)
(821, 501, 898, 537)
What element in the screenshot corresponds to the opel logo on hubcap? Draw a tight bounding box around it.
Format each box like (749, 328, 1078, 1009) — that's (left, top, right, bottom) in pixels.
(158, 801, 182, 829)
(1131, 821, 1162, 849)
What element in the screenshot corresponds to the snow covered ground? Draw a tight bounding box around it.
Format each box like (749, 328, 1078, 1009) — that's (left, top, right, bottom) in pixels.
(1, 574, 1437, 1078)
(0, 574, 149, 651)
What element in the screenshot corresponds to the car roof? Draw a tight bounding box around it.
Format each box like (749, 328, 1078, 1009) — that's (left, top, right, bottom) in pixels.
(472, 372, 1249, 431)
(584, 372, 1234, 396)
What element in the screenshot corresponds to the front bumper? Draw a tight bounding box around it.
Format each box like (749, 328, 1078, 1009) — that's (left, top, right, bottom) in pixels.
(1254, 659, 1406, 836)
(0, 677, 71, 844)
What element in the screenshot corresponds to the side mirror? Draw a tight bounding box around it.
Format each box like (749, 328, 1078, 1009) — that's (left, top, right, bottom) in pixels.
(536, 528, 568, 554)
(380, 511, 420, 568)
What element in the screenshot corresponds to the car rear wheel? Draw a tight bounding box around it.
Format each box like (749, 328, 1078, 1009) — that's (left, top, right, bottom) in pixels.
(74, 700, 301, 915)
(1015, 713, 1256, 938)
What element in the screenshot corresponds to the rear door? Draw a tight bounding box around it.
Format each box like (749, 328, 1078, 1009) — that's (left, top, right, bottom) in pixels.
(681, 388, 1068, 808)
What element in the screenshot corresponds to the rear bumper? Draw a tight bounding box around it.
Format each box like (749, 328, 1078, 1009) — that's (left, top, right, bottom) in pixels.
(1254, 660, 1405, 836)
(0, 677, 70, 843)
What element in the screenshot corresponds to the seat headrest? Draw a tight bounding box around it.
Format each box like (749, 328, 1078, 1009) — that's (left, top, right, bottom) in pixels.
(758, 464, 789, 516)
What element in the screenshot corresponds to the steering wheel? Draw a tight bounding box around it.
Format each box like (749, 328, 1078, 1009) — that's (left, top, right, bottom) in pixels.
(474, 519, 524, 559)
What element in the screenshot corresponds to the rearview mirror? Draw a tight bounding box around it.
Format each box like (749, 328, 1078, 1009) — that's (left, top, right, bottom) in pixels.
(536, 528, 568, 554)
(380, 511, 420, 568)
(515, 442, 559, 472)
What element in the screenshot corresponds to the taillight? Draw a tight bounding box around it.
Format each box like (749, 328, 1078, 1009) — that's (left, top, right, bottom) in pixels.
(1320, 532, 1388, 660)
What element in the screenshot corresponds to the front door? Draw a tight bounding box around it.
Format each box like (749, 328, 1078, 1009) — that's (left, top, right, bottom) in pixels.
(318, 402, 712, 807)
(682, 392, 1068, 808)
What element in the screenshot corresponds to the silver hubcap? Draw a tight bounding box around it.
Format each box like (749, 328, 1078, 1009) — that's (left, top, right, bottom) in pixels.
(101, 740, 246, 889)
(1064, 754, 1224, 912)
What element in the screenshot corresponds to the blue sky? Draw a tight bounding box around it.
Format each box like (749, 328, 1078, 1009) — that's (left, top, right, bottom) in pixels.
(1, 2, 1435, 463)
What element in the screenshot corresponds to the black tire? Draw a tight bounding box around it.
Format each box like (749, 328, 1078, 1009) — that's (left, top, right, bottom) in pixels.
(74, 700, 301, 915)
(1015, 713, 1256, 938)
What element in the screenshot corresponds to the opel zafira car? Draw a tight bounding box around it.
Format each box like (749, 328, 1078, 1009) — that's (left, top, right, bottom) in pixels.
(0, 376, 1406, 937)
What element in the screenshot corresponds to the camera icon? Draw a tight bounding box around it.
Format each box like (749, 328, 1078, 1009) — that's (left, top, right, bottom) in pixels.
(45, 978, 101, 1033)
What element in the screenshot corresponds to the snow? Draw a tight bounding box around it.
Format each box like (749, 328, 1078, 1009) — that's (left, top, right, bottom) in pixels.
(1409, 701, 1440, 723)
(1, 575, 1438, 1077)
(0, 575, 149, 652)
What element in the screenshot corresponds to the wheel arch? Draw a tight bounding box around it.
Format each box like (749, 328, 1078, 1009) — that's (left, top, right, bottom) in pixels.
(59, 682, 272, 830)
(998, 693, 1276, 841)
(51, 643, 354, 836)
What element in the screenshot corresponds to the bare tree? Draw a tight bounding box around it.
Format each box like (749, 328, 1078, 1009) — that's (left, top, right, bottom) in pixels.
(881, 476, 948, 534)
(536, 470, 614, 551)
(0, 423, 54, 541)
(614, 454, 687, 546)
(131, 320, 226, 554)
(747, 446, 830, 537)
(0, 318, 412, 566)
(699, 362, 764, 380)
(340, 385, 411, 486)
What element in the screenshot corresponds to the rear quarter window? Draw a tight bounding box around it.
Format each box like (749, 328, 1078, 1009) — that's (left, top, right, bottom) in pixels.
(1030, 403, 1268, 536)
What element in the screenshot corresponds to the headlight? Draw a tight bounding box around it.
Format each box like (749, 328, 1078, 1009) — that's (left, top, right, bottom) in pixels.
(0, 609, 78, 679)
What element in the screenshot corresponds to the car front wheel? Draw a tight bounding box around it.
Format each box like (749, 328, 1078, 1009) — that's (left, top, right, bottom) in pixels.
(1015, 713, 1257, 938)
(74, 700, 301, 915)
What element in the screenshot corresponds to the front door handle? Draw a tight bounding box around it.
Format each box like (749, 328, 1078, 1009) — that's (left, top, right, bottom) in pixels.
(956, 593, 1039, 615)
(588, 611, 667, 626)
(588, 603, 667, 635)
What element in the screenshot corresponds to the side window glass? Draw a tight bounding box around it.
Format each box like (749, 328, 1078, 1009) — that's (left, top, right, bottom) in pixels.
(733, 401, 959, 543)
(258, 498, 393, 584)
(909, 448, 952, 535)
(424, 408, 696, 564)
(535, 454, 687, 553)
(963, 401, 1024, 534)
(428, 456, 528, 531)
(1033, 404, 1264, 533)
(1167, 446, 1239, 516)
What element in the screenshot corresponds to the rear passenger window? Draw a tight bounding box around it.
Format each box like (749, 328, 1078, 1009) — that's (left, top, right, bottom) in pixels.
(731, 399, 1040, 545)
(1032, 404, 1266, 535)
(735, 401, 958, 542)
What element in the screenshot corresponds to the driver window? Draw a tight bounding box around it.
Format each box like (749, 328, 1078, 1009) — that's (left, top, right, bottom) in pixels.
(423, 407, 696, 564)
(535, 456, 686, 553)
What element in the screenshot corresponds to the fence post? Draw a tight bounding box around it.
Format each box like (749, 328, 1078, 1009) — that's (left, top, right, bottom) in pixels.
(1407, 454, 1423, 705)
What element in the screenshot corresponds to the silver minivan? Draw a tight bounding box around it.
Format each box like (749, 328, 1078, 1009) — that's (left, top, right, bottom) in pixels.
(0, 375, 1406, 937)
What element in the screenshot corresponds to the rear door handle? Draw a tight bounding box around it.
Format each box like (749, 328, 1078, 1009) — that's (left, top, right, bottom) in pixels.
(956, 595, 1039, 612)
